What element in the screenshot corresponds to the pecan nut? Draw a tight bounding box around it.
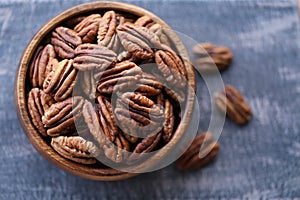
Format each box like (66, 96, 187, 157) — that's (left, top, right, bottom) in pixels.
(42, 97, 84, 136)
(117, 23, 161, 60)
(114, 92, 164, 137)
(74, 14, 101, 43)
(128, 131, 162, 164)
(214, 85, 252, 125)
(134, 15, 155, 28)
(96, 95, 119, 142)
(135, 73, 163, 96)
(148, 24, 171, 47)
(30, 44, 57, 87)
(73, 44, 117, 71)
(134, 16, 170, 47)
(193, 43, 233, 72)
(97, 11, 123, 52)
(162, 99, 175, 143)
(176, 132, 220, 170)
(51, 26, 82, 59)
(133, 131, 161, 154)
(28, 88, 54, 137)
(155, 46, 187, 89)
(82, 100, 128, 163)
(43, 59, 78, 102)
(51, 136, 100, 164)
(95, 61, 142, 95)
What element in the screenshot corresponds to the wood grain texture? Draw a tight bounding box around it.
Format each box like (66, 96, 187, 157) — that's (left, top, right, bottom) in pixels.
(2, 0, 300, 199)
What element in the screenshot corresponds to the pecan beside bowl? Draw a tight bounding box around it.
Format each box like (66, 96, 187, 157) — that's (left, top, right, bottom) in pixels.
(15, 2, 196, 181)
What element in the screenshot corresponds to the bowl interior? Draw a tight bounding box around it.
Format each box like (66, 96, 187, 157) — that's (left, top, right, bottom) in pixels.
(15, 1, 195, 180)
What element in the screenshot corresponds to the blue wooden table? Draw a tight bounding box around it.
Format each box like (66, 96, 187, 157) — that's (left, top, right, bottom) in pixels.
(1, 0, 299, 199)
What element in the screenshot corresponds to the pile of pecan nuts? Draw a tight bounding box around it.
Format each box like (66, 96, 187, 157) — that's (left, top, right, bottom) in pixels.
(27, 11, 189, 166)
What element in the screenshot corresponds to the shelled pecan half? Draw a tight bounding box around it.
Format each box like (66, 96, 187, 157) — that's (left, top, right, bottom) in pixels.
(82, 100, 128, 163)
(97, 11, 123, 53)
(214, 85, 252, 125)
(134, 16, 170, 47)
(28, 88, 54, 137)
(42, 97, 84, 137)
(176, 132, 219, 170)
(155, 45, 187, 89)
(51, 136, 100, 164)
(43, 59, 77, 102)
(30, 44, 57, 88)
(74, 14, 101, 43)
(96, 95, 119, 142)
(192, 43, 233, 72)
(128, 131, 162, 164)
(135, 73, 163, 96)
(134, 16, 155, 28)
(95, 61, 142, 95)
(117, 23, 161, 60)
(51, 26, 82, 59)
(133, 131, 161, 154)
(162, 99, 175, 143)
(73, 44, 117, 71)
(114, 92, 164, 138)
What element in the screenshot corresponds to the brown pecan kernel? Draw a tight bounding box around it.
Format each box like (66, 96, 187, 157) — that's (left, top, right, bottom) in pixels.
(82, 100, 125, 163)
(117, 23, 161, 60)
(133, 131, 161, 154)
(162, 99, 175, 143)
(51, 26, 82, 59)
(115, 92, 164, 137)
(95, 61, 142, 95)
(43, 59, 77, 102)
(73, 44, 117, 71)
(96, 95, 119, 142)
(30, 44, 56, 88)
(135, 16, 170, 47)
(155, 46, 187, 89)
(148, 24, 171, 47)
(193, 43, 233, 72)
(97, 11, 120, 52)
(135, 73, 163, 96)
(176, 132, 220, 170)
(214, 85, 252, 125)
(74, 14, 101, 43)
(134, 16, 155, 28)
(42, 97, 84, 137)
(51, 136, 99, 164)
(28, 88, 54, 137)
(127, 131, 161, 165)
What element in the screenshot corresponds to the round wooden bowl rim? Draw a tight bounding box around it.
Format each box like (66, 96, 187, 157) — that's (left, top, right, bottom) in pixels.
(15, 1, 196, 181)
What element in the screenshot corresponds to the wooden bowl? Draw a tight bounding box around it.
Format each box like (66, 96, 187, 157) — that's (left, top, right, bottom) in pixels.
(15, 1, 196, 181)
